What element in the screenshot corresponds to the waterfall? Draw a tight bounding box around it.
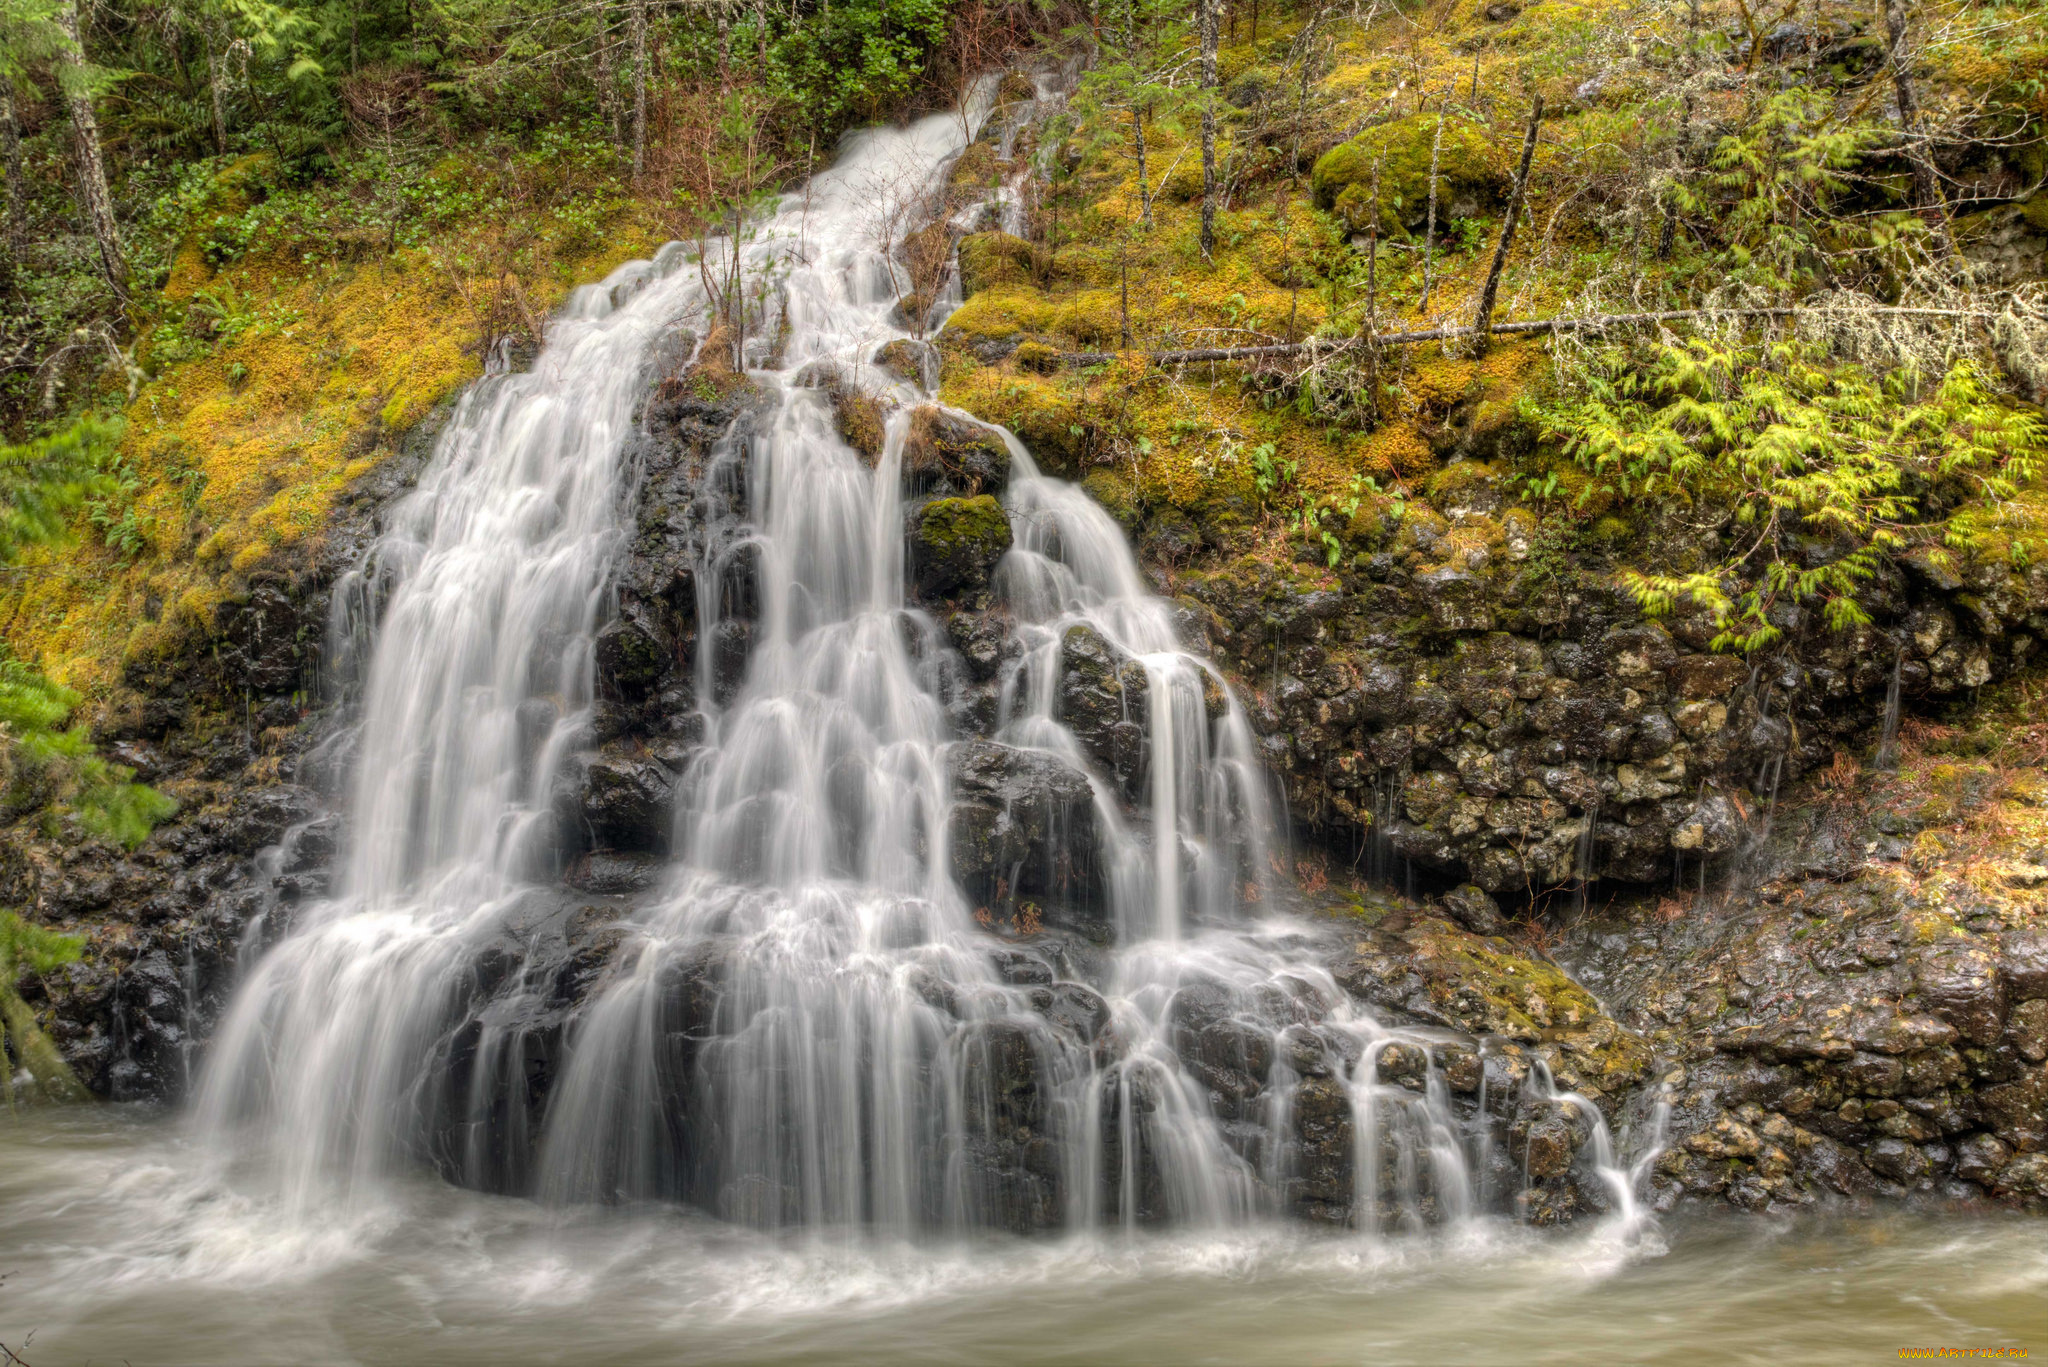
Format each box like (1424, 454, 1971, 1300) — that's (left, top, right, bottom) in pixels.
(194, 100, 1650, 1240)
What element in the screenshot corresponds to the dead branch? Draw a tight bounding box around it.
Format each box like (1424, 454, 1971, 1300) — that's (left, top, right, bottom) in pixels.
(1054, 303, 2005, 366)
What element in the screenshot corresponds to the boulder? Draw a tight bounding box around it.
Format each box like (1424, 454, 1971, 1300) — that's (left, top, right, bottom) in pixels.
(2002, 927, 2048, 1001)
(1057, 624, 1150, 792)
(576, 752, 674, 852)
(947, 740, 1099, 911)
(1415, 567, 1495, 633)
(875, 338, 935, 386)
(1910, 937, 2009, 1046)
(1979, 1064, 2048, 1151)
(1311, 114, 1506, 237)
(904, 406, 1011, 496)
(595, 607, 670, 699)
(1440, 883, 1506, 937)
(910, 495, 1012, 600)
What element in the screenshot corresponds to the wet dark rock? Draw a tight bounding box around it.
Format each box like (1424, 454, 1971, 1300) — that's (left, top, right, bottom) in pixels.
(1516, 1099, 1586, 1179)
(1994, 1151, 2048, 1201)
(2009, 998, 2048, 1063)
(947, 740, 1100, 916)
(575, 751, 675, 853)
(1955, 1132, 2011, 1185)
(595, 607, 672, 699)
(2003, 928, 2048, 1001)
(1439, 884, 1505, 937)
(1415, 568, 1494, 633)
(564, 849, 667, 894)
(875, 339, 936, 386)
(1035, 980, 1112, 1044)
(1911, 938, 2009, 1046)
(946, 610, 1010, 682)
(1979, 1065, 2048, 1151)
(1058, 624, 1150, 793)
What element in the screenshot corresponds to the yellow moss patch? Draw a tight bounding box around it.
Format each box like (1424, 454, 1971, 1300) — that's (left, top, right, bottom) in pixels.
(1, 202, 662, 699)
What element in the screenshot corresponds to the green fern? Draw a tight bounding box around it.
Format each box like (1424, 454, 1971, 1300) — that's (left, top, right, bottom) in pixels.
(0, 414, 123, 564)
(1530, 340, 2048, 654)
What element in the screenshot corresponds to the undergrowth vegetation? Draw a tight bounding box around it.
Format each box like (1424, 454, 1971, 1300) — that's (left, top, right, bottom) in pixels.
(924, 0, 2048, 666)
(0, 907, 88, 1105)
(0, 0, 2045, 859)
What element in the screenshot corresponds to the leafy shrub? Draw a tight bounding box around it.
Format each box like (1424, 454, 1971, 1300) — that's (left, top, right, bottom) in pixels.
(1531, 339, 2048, 653)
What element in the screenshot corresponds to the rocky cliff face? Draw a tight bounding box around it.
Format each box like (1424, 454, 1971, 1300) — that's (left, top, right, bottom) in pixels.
(1160, 468, 2048, 898)
(7, 328, 2046, 1225)
(0, 417, 443, 1100)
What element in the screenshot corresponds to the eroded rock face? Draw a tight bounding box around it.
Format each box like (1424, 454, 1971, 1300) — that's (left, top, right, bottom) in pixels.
(2, 410, 449, 1102)
(1176, 466, 2048, 896)
(17, 303, 2048, 1244)
(1560, 847, 2048, 1215)
(947, 739, 1101, 925)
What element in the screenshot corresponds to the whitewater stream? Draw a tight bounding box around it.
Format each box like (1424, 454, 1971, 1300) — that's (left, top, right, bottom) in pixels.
(5, 94, 2045, 1366)
(2, 1107, 2044, 1364)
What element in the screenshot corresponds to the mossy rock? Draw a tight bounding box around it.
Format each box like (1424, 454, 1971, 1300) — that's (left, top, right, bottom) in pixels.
(1051, 290, 1124, 347)
(940, 285, 1058, 344)
(905, 405, 1011, 495)
(1010, 402, 1092, 473)
(1014, 340, 1060, 374)
(950, 143, 998, 195)
(911, 495, 1013, 599)
(1401, 919, 1653, 1091)
(1159, 154, 1208, 203)
(875, 339, 933, 385)
(1312, 114, 1506, 236)
(2023, 189, 2048, 236)
(958, 232, 1035, 297)
(1081, 469, 1140, 530)
(892, 293, 933, 331)
(831, 383, 887, 461)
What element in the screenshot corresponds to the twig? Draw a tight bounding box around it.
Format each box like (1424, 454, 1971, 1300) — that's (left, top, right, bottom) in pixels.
(1473, 95, 1543, 353)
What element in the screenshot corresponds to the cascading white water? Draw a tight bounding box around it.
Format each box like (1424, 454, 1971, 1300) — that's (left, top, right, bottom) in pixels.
(195, 95, 1656, 1241)
(194, 238, 711, 1205)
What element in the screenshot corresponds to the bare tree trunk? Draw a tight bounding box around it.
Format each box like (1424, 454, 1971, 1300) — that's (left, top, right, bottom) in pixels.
(1878, 0, 1951, 255)
(631, 0, 650, 179)
(1472, 95, 1541, 351)
(1132, 106, 1152, 229)
(1419, 105, 1443, 310)
(57, 0, 126, 298)
(717, 0, 732, 90)
(1364, 157, 1380, 330)
(597, 2, 620, 141)
(1198, 0, 1219, 260)
(1657, 92, 1693, 261)
(1120, 244, 1132, 348)
(1, 77, 26, 248)
(1125, 0, 1151, 229)
(204, 41, 230, 152)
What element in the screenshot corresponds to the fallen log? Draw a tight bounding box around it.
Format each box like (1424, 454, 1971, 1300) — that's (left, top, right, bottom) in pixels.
(1055, 303, 1995, 368)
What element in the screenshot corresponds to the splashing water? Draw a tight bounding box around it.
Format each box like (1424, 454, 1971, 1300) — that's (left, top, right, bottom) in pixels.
(189, 97, 1657, 1249)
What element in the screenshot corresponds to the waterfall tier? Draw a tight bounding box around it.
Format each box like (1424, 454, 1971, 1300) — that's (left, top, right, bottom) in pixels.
(195, 97, 1658, 1240)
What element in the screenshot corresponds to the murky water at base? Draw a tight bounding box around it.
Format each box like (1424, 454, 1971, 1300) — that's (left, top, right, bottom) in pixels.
(5, 1110, 2042, 1366)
